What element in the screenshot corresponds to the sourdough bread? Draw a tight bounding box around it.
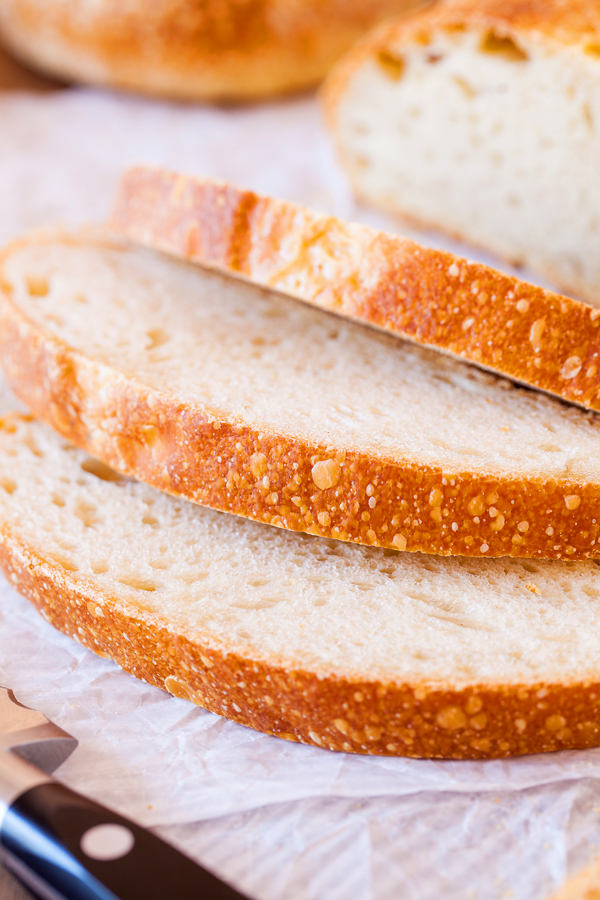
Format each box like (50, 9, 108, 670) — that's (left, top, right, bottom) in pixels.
(4, 412, 600, 759)
(0, 0, 426, 101)
(3, 232, 600, 561)
(324, 0, 600, 305)
(114, 166, 600, 414)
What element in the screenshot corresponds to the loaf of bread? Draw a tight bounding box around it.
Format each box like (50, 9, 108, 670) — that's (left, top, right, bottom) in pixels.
(114, 166, 600, 414)
(0, 0, 425, 101)
(324, 0, 600, 304)
(2, 231, 600, 561)
(4, 411, 600, 759)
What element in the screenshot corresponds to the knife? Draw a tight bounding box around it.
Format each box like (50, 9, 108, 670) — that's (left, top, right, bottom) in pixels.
(0, 686, 250, 900)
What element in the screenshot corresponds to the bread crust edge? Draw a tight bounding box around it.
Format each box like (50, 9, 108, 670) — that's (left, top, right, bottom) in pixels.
(112, 167, 600, 412)
(3, 520, 600, 759)
(2, 231, 600, 563)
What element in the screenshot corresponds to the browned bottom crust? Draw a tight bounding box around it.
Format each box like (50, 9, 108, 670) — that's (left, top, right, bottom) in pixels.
(3, 525, 600, 759)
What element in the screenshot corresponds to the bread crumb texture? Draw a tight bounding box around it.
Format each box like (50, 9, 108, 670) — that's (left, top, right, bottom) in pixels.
(4, 233, 600, 561)
(114, 167, 600, 414)
(0, 0, 425, 100)
(324, 0, 600, 305)
(4, 413, 600, 758)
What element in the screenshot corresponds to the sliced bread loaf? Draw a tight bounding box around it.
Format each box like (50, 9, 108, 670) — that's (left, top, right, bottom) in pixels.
(114, 166, 600, 415)
(323, 0, 600, 305)
(3, 232, 600, 561)
(4, 412, 600, 759)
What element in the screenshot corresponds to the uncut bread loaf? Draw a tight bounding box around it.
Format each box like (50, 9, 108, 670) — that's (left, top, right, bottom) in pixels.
(4, 412, 600, 759)
(0, 0, 425, 101)
(324, 0, 600, 305)
(4, 232, 600, 561)
(115, 166, 600, 414)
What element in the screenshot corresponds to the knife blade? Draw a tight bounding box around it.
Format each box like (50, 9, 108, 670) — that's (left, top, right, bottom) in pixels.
(0, 686, 251, 900)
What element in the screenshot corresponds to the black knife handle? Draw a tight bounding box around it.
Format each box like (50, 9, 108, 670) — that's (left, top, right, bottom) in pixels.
(0, 782, 249, 900)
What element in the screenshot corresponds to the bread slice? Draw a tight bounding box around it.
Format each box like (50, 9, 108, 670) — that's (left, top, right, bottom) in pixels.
(3, 231, 600, 562)
(323, 0, 600, 306)
(114, 166, 600, 415)
(0, 0, 425, 101)
(4, 411, 600, 759)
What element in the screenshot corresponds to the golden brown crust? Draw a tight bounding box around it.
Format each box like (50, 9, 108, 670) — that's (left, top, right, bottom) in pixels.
(0, 0, 426, 100)
(3, 515, 600, 759)
(2, 230, 600, 563)
(113, 167, 600, 414)
(390, 0, 600, 46)
(325, 0, 600, 86)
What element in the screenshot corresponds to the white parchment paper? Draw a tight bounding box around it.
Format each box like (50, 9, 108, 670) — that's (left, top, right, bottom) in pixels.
(0, 85, 596, 899)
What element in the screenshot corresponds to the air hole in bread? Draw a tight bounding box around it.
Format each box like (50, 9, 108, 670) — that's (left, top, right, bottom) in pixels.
(51, 493, 65, 507)
(179, 572, 206, 584)
(148, 559, 169, 570)
(453, 75, 476, 99)
(48, 553, 78, 572)
(81, 458, 124, 482)
(118, 577, 156, 592)
(24, 435, 43, 457)
(479, 31, 528, 62)
(0, 478, 16, 494)
(142, 515, 159, 526)
(376, 49, 405, 81)
(75, 499, 99, 528)
(91, 561, 109, 574)
(25, 276, 49, 297)
(146, 328, 170, 350)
